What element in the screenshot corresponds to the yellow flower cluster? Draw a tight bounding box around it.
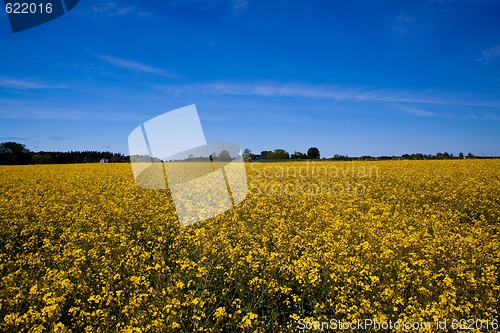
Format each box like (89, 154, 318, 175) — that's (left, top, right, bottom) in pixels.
(0, 160, 498, 332)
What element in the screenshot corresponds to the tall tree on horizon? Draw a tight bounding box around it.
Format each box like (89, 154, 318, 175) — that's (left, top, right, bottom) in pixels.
(307, 147, 320, 159)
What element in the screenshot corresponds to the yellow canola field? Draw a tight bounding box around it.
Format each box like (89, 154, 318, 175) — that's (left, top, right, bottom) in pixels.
(0, 160, 499, 332)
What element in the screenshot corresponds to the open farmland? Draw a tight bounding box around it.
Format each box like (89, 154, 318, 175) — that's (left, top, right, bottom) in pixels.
(1, 160, 499, 332)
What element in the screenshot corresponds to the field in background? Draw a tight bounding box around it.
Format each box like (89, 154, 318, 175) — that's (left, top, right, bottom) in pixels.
(1, 160, 499, 332)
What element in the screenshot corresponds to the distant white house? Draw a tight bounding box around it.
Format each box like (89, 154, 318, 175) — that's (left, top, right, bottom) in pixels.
(100, 158, 109, 163)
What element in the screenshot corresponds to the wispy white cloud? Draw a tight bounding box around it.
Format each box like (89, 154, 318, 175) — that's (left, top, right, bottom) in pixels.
(0, 77, 66, 90)
(0, 136, 29, 141)
(98, 55, 177, 78)
(0, 102, 143, 120)
(399, 106, 437, 117)
(166, 0, 249, 17)
(74, 1, 151, 19)
(427, 0, 499, 3)
(157, 81, 500, 122)
(393, 12, 417, 34)
(89, 2, 135, 17)
(397, 105, 500, 120)
(232, 0, 249, 15)
(451, 112, 500, 121)
(109, 7, 134, 17)
(0, 107, 85, 120)
(159, 81, 500, 109)
(479, 44, 500, 64)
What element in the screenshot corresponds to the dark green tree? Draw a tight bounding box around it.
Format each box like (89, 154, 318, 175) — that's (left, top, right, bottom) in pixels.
(0, 141, 29, 154)
(260, 151, 272, 159)
(0, 141, 31, 164)
(32, 154, 52, 164)
(272, 149, 290, 159)
(307, 147, 320, 159)
(291, 151, 307, 159)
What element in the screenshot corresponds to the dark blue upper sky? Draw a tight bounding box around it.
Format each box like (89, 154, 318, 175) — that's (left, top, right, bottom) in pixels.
(1, 0, 499, 157)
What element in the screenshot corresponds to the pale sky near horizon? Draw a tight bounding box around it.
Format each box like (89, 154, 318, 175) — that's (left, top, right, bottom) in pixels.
(1, 0, 499, 157)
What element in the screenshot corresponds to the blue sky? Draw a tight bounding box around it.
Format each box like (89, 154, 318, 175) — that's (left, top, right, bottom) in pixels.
(1, 0, 499, 157)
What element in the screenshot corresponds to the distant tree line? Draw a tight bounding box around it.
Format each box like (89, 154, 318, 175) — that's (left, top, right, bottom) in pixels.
(1, 141, 496, 165)
(132, 149, 236, 163)
(0, 142, 129, 165)
(357, 152, 480, 161)
(243, 147, 494, 161)
(245, 147, 321, 160)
